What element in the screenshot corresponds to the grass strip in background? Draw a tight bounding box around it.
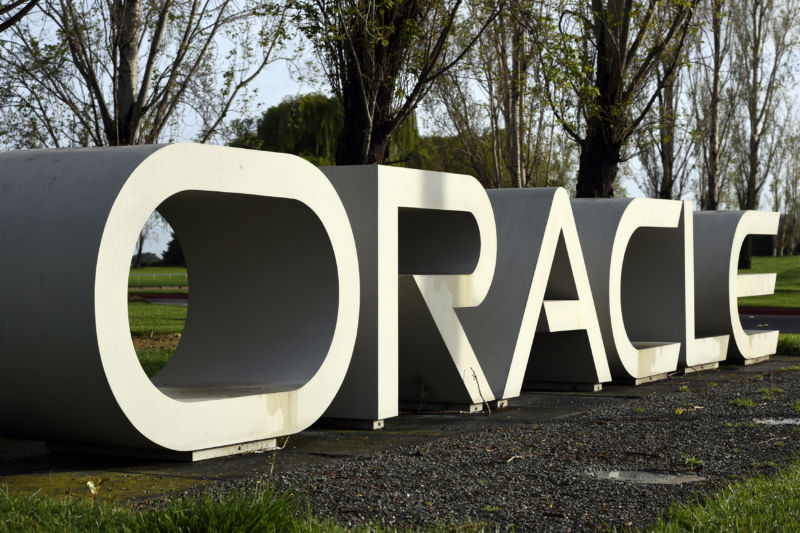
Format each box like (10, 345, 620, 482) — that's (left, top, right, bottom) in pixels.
(648, 459, 800, 532)
(129, 266, 188, 288)
(129, 288, 189, 295)
(128, 302, 187, 337)
(739, 255, 800, 310)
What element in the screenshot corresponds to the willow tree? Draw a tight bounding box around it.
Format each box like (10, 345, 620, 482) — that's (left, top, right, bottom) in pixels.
(0, 0, 290, 148)
(301, 0, 500, 165)
(531, 0, 699, 197)
(230, 92, 428, 166)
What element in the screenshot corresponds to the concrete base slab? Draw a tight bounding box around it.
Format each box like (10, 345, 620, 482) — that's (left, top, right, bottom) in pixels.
(524, 381, 603, 392)
(729, 355, 771, 366)
(316, 418, 385, 430)
(400, 402, 484, 414)
(47, 438, 277, 462)
(682, 362, 720, 374)
(491, 399, 509, 409)
(615, 373, 668, 386)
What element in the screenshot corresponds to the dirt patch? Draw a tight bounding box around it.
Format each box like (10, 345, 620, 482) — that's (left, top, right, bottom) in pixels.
(132, 334, 181, 352)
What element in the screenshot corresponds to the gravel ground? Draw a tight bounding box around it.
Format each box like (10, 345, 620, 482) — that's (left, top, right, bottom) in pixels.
(175, 363, 800, 531)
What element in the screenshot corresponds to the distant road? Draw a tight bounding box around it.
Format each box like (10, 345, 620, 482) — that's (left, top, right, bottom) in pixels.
(132, 293, 188, 306)
(739, 313, 800, 334)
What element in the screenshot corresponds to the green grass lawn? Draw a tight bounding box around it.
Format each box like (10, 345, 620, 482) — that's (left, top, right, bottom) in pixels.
(738, 255, 800, 309)
(138, 349, 174, 377)
(0, 485, 342, 533)
(129, 266, 188, 288)
(649, 458, 800, 532)
(128, 302, 187, 337)
(777, 334, 800, 356)
(0, 483, 487, 532)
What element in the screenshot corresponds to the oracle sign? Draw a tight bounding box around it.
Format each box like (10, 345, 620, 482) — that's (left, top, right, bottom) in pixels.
(0, 144, 778, 460)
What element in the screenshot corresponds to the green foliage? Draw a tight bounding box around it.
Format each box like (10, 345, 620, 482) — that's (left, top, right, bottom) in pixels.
(298, 0, 499, 165)
(160, 232, 185, 267)
(683, 455, 705, 468)
(778, 335, 800, 356)
(651, 459, 800, 532)
(227, 117, 264, 150)
(388, 113, 430, 169)
(128, 302, 187, 337)
(531, 0, 699, 196)
(230, 93, 426, 168)
(421, 135, 484, 177)
(257, 93, 342, 166)
(730, 398, 755, 407)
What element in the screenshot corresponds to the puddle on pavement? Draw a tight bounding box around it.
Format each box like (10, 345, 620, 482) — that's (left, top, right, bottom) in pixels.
(588, 470, 705, 484)
(754, 418, 800, 425)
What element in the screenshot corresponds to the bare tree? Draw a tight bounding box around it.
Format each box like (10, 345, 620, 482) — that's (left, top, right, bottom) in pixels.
(0, 0, 290, 148)
(425, 73, 503, 188)
(0, 0, 38, 33)
(301, 0, 501, 165)
(423, 0, 576, 190)
(133, 212, 166, 268)
(635, 59, 692, 199)
(729, 0, 799, 210)
(772, 132, 800, 255)
(687, 0, 736, 210)
(493, 1, 530, 188)
(530, 0, 699, 198)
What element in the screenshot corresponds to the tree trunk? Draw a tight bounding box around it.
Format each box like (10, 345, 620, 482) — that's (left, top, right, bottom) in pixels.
(335, 74, 372, 164)
(111, 0, 140, 146)
(704, 0, 723, 210)
(506, 24, 526, 188)
(744, 133, 760, 210)
(135, 231, 145, 268)
(575, 121, 620, 198)
(658, 71, 676, 199)
(574, 0, 626, 198)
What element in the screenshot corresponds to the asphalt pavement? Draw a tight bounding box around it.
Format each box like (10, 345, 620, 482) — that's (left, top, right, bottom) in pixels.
(739, 313, 800, 333)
